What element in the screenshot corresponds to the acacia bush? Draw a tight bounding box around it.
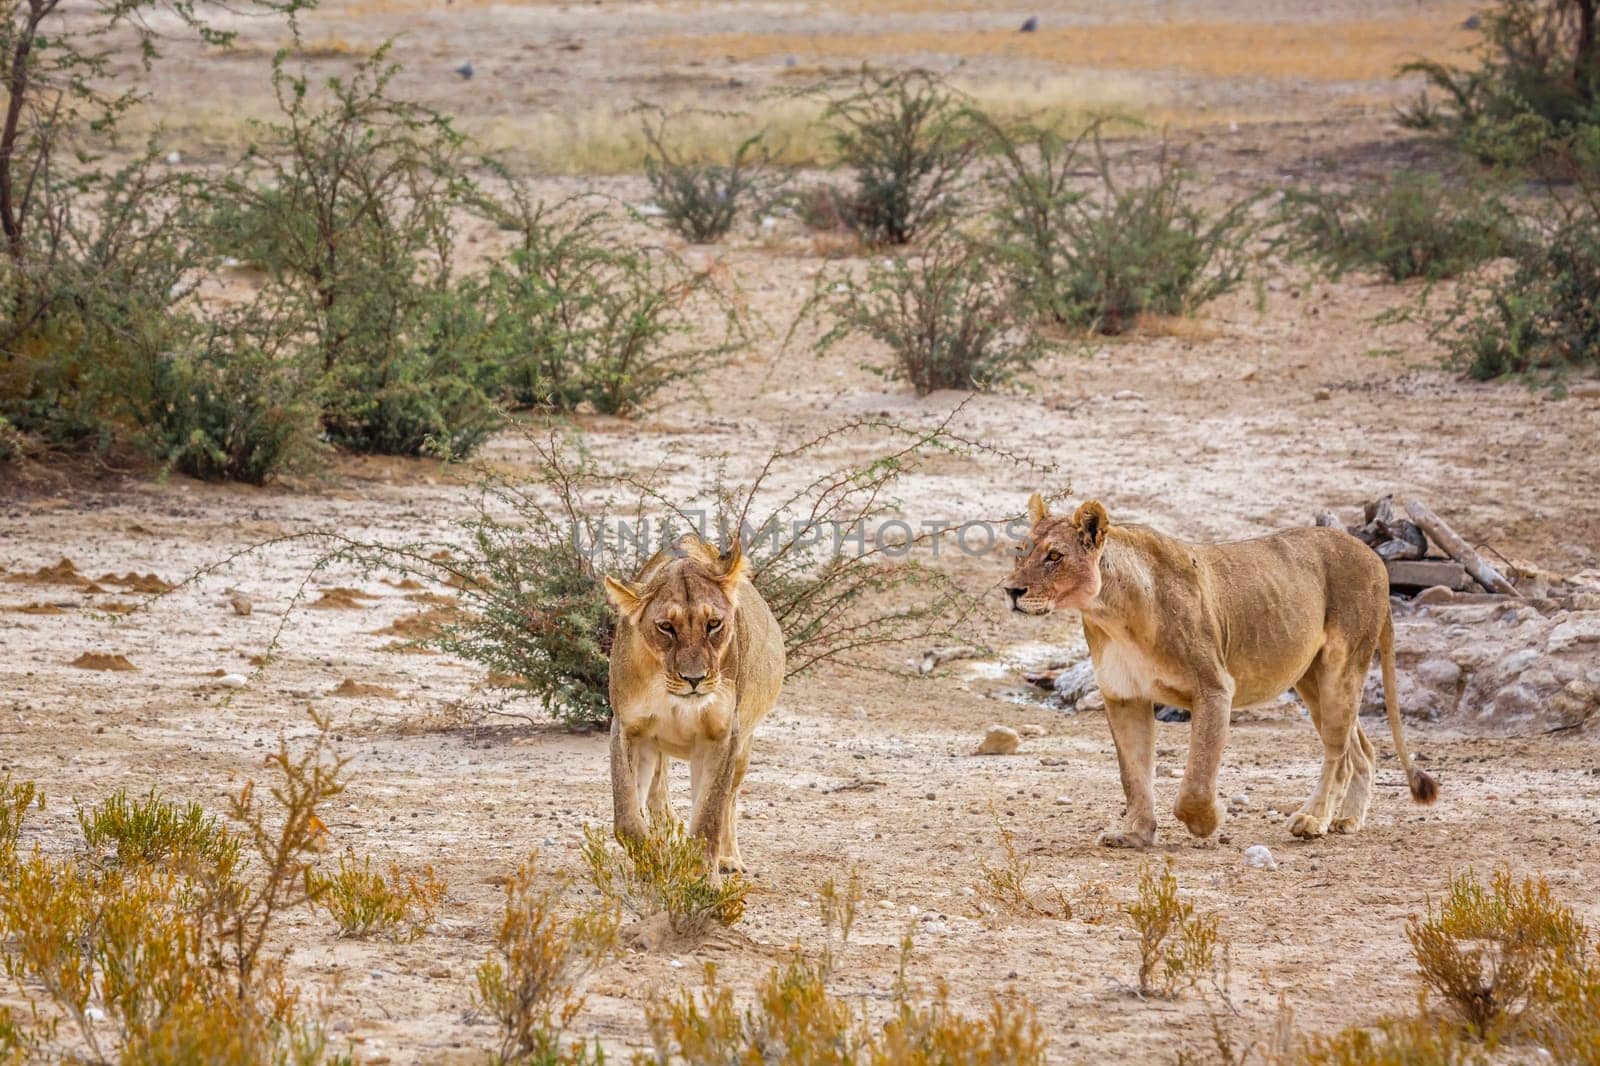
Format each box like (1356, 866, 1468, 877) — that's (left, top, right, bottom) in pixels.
(212, 48, 500, 458)
(814, 230, 1045, 394)
(642, 111, 768, 242)
(1280, 170, 1519, 282)
(1436, 181, 1600, 381)
(986, 121, 1259, 334)
(1400, 0, 1600, 171)
(816, 69, 981, 246)
(474, 181, 744, 416)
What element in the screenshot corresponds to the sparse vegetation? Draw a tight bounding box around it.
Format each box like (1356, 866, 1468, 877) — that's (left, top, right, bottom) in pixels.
(1406, 868, 1589, 1040)
(1127, 858, 1225, 998)
(580, 817, 747, 937)
(474, 852, 617, 1065)
(1280, 171, 1519, 282)
(1400, 0, 1600, 172)
(0, 713, 350, 1062)
(975, 813, 1070, 919)
(987, 121, 1259, 334)
(312, 850, 446, 941)
(815, 68, 980, 246)
(642, 111, 769, 242)
(814, 230, 1045, 394)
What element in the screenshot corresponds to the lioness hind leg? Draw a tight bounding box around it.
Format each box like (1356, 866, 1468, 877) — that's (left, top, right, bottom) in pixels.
(1331, 722, 1376, 834)
(1289, 645, 1363, 840)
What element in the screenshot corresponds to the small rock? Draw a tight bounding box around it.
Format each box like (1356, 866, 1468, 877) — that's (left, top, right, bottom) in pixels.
(1051, 660, 1097, 705)
(974, 725, 1020, 756)
(923, 791, 937, 800)
(229, 593, 252, 617)
(164, 151, 182, 165)
(1016, 723, 1046, 737)
(1078, 691, 1106, 713)
(1243, 844, 1278, 870)
(1154, 704, 1190, 723)
(1228, 793, 1250, 813)
(1111, 389, 1143, 402)
(1019, 15, 1039, 32)
(1313, 388, 1332, 401)
(217, 673, 249, 689)
(1416, 658, 1461, 689)
(1053, 795, 1072, 806)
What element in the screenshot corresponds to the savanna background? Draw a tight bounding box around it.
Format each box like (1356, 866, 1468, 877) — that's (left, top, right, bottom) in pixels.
(2, 0, 1600, 1062)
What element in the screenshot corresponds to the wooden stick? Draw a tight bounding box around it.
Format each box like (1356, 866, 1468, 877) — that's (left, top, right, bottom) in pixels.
(1404, 500, 1520, 596)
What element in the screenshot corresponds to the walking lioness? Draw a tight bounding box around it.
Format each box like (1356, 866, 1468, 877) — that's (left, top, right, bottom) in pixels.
(1004, 495, 1437, 847)
(603, 535, 783, 873)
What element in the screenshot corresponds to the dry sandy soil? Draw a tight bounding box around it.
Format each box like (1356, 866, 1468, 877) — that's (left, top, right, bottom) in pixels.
(6, 0, 1600, 1062)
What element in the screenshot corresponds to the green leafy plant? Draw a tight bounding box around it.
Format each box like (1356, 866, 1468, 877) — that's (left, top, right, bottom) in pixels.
(814, 230, 1045, 394)
(581, 817, 746, 937)
(986, 121, 1259, 334)
(642, 111, 769, 242)
(312, 850, 446, 941)
(213, 46, 499, 457)
(815, 68, 980, 246)
(1279, 170, 1519, 282)
(473, 181, 743, 416)
(78, 788, 239, 872)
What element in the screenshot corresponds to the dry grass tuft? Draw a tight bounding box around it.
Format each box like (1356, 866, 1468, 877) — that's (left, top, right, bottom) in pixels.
(1128, 858, 1226, 998)
(975, 813, 1069, 919)
(312, 850, 446, 941)
(580, 817, 746, 939)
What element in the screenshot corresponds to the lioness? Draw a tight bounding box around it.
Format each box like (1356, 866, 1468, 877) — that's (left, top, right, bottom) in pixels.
(1004, 495, 1438, 847)
(603, 535, 784, 873)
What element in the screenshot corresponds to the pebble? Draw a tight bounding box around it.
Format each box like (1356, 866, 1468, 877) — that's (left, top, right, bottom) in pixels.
(1243, 844, 1278, 870)
(229, 593, 252, 617)
(217, 673, 248, 689)
(1313, 388, 1332, 401)
(1054, 795, 1072, 806)
(1111, 389, 1143, 402)
(1228, 793, 1250, 813)
(975, 725, 1020, 756)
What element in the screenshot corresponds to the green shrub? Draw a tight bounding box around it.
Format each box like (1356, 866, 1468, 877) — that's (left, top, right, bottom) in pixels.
(1400, 0, 1600, 171)
(138, 302, 321, 483)
(1280, 170, 1518, 282)
(815, 231, 1044, 394)
(987, 122, 1258, 334)
(818, 69, 980, 246)
(214, 47, 499, 458)
(475, 184, 741, 416)
(311, 850, 446, 941)
(78, 788, 239, 872)
(1439, 183, 1600, 380)
(642, 113, 768, 243)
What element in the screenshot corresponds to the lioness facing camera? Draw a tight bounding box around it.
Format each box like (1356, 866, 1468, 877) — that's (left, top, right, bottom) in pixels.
(604, 535, 784, 874)
(1004, 495, 1437, 847)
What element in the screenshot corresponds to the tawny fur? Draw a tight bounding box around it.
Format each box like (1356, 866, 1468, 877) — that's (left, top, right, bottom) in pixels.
(1005, 494, 1438, 848)
(604, 535, 784, 875)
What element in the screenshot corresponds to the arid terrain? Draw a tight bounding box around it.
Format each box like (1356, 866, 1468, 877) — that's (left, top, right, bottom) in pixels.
(5, 0, 1600, 1062)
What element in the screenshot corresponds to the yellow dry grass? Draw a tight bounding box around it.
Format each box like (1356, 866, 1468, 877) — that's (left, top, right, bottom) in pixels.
(650, 11, 1479, 83)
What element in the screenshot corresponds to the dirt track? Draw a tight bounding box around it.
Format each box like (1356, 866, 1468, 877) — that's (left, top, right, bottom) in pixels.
(7, 0, 1600, 1060)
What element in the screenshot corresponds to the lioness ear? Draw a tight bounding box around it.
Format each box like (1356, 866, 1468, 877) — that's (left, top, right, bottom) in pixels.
(716, 539, 747, 591)
(603, 575, 643, 617)
(1072, 500, 1109, 552)
(1026, 492, 1050, 527)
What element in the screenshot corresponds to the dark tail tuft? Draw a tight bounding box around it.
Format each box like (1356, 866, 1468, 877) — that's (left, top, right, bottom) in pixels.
(1410, 770, 1440, 805)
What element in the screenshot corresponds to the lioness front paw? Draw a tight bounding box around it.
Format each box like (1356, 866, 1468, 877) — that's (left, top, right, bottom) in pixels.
(1097, 829, 1153, 849)
(1174, 795, 1222, 839)
(717, 856, 746, 875)
(1330, 815, 1364, 835)
(1288, 812, 1327, 839)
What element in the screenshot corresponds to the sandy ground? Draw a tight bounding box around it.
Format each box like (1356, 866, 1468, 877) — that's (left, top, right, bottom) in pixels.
(6, 0, 1600, 1061)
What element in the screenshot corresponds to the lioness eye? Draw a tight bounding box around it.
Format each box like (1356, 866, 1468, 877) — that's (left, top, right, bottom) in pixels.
(1046, 551, 1063, 563)
(656, 621, 674, 635)
(707, 618, 723, 633)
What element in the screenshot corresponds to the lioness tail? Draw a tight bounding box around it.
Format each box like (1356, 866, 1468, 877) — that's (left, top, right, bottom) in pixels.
(1381, 612, 1438, 804)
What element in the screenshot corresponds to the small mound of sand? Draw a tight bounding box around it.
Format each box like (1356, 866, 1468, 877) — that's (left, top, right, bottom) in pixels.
(311, 587, 380, 610)
(70, 652, 136, 671)
(372, 607, 457, 638)
(11, 558, 95, 589)
(97, 572, 173, 594)
(330, 678, 399, 698)
(7, 602, 67, 614)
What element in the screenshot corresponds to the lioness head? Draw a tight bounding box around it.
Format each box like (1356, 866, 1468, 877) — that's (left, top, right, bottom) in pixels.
(604, 538, 746, 701)
(1004, 494, 1109, 615)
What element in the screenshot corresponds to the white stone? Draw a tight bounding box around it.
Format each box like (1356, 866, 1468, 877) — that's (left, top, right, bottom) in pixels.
(975, 725, 1020, 756)
(217, 673, 248, 689)
(1243, 844, 1278, 870)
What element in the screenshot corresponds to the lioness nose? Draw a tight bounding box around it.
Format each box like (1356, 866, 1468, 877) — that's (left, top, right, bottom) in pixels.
(1004, 587, 1026, 609)
(681, 672, 706, 690)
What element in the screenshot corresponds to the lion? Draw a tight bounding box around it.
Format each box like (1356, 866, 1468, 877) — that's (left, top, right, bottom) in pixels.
(1004, 494, 1438, 847)
(603, 534, 784, 874)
